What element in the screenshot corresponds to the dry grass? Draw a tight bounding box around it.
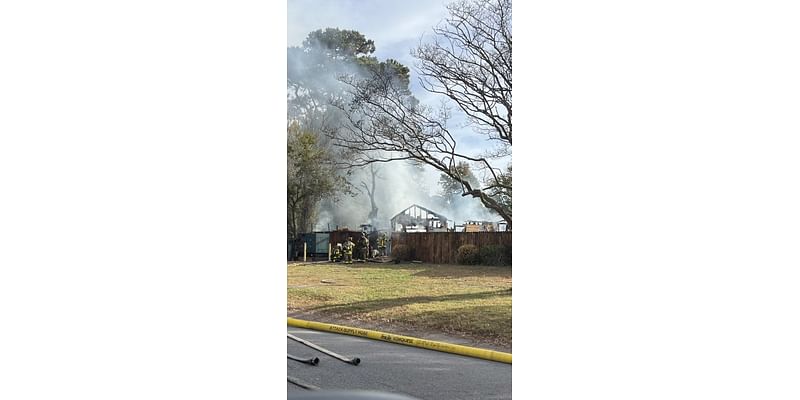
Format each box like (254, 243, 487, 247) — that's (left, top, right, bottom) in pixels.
(288, 262, 512, 349)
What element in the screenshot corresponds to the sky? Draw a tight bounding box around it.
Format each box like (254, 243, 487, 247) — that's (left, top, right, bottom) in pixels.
(287, 0, 449, 71)
(287, 0, 509, 171)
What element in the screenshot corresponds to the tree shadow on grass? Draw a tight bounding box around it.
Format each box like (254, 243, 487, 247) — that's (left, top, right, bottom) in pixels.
(305, 288, 512, 316)
(342, 262, 512, 279)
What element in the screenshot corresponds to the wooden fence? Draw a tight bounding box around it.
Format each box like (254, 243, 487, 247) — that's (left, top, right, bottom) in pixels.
(390, 231, 512, 264)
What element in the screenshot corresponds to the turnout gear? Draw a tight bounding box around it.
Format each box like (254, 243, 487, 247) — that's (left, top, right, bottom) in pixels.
(331, 243, 342, 262)
(343, 238, 354, 264)
(377, 233, 387, 256)
(359, 232, 369, 260)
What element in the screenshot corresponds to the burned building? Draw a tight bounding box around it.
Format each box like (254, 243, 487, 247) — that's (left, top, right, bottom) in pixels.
(390, 204, 450, 232)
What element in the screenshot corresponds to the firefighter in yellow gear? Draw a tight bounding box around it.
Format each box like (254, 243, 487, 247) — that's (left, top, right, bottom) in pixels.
(331, 243, 342, 262)
(359, 232, 370, 260)
(377, 232, 387, 257)
(343, 237, 354, 264)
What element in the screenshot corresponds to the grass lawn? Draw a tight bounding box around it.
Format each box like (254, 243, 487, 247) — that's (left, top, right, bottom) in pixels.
(287, 262, 512, 350)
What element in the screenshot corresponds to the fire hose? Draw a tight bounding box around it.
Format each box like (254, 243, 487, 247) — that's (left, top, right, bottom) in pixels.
(288, 353, 320, 366)
(288, 317, 512, 364)
(287, 333, 361, 365)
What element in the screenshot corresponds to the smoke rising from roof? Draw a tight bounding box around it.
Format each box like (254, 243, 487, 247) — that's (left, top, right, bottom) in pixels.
(314, 160, 498, 231)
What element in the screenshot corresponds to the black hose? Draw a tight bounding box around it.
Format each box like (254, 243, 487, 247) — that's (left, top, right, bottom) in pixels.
(287, 333, 361, 365)
(288, 353, 320, 365)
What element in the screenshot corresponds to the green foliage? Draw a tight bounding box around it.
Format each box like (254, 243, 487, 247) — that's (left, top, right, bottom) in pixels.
(391, 244, 413, 262)
(303, 28, 376, 59)
(364, 58, 411, 91)
(287, 28, 416, 230)
(488, 165, 512, 217)
(287, 122, 342, 237)
(288, 28, 410, 108)
(456, 244, 481, 265)
(479, 244, 511, 266)
(288, 28, 381, 120)
(439, 161, 480, 205)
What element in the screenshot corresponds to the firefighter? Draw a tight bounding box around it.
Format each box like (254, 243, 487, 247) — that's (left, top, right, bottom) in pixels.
(343, 237, 354, 264)
(331, 243, 342, 263)
(359, 232, 370, 260)
(377, 232, 387, 257)
(354, 233, 362, 260)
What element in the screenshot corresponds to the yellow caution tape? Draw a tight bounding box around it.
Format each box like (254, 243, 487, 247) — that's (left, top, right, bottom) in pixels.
(287, 317, 512, 364)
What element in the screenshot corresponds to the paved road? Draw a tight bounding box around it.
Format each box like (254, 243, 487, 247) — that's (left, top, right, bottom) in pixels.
(287, 327, 512, 400)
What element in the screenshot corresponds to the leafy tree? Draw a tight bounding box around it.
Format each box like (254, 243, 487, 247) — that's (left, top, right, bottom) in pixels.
(303, 28, 376, 59)
(287, 122, 342, 238)
(439, 161, 479, 206)
(287, 28, 410, 127)
(488, 165, 511, 219)
(287, 28, 415, 228)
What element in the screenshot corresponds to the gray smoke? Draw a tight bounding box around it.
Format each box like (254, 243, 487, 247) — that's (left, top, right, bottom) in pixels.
(289, 31, 503, 233)
(314, 160, 499, 231)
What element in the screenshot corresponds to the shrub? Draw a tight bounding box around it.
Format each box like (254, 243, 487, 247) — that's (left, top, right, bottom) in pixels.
(456, 244, 481, 265)
(391, 244, 413, 262)
(479, 244, 510, 266)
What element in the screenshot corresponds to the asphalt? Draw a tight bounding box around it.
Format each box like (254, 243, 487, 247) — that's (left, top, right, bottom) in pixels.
(287, 327, 512, 400)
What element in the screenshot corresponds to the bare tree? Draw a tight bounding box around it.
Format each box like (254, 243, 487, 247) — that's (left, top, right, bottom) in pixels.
(357, 164, 382, 225)
(329, 0, 512, 227)
(331, 71, 512, 226)
(413, 0, 511, 146)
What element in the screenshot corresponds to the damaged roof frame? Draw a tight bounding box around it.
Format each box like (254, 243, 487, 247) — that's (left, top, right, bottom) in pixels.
(390, 204, 450, 232)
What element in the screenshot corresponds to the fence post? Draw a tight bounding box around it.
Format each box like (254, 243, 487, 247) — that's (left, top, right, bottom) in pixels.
(303, 242, 307, 262)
